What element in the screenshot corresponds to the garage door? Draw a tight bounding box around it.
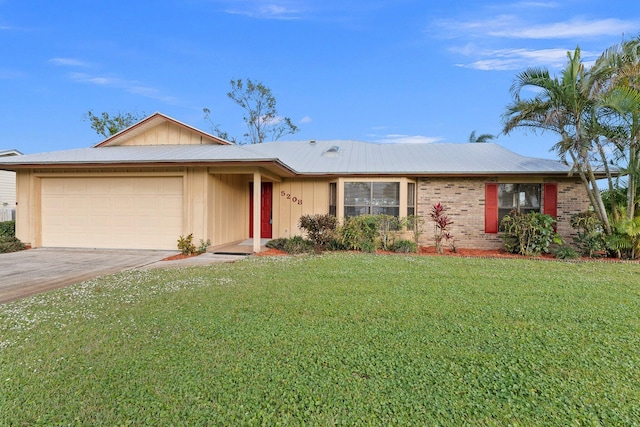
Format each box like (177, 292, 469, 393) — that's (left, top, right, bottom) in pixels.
(41, 177, 183, 250)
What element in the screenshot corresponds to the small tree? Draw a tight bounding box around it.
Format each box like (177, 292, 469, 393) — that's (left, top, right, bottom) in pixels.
(430, 203, 453, 254)
(84, 110, 146, 137)
(205, 78, 299, 145)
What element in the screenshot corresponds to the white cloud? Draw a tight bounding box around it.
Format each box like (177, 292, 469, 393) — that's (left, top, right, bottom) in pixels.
(454, 47, 597, 71)
(299, 115, 312, 124)
(68, 72, 177, 103)
(49, 58, 91, 67)
(489, 18, 639, 39)
(376, 134, 443, 144)
(224, 1, 301, 19)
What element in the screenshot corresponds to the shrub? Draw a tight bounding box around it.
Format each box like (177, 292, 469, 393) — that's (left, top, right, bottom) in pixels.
(197, 239, 211, 254)
(177, 234, 197, 255)
(0, 220, 16, 237)
(283, 236, 314, 254)
(376, 214, 402, 251)
(298, 214, 338, 250)
(390, 239, 418, 253)
(430, 203, 453, 254)
(340, 215, 379, 252)
(500, 211, 560, 256)
(570, 211, 606, 257)
(553, 245, 579, 260)
(266, 236, 314, 254)
(0, 235, 26, 253)
(266, 238, 288, 251)
(406, 215, 425, 245)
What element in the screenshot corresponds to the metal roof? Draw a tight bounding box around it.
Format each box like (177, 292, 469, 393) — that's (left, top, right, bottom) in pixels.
(246, 140, 572, 175)
(0, 140, 573, 176)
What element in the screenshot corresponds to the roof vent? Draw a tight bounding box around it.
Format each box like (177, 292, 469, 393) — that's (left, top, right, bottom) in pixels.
(309, 140, 316, 145)
(322, 145, 340, 157)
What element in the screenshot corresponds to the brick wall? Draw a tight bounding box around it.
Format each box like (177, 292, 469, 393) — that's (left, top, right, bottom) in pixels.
(416, 177, 590, 250)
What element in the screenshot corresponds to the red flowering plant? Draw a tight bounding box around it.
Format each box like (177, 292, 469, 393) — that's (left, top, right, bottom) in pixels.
(430, 202, 454, 254)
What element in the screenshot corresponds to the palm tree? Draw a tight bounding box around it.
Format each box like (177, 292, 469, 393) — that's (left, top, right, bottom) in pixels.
(468, 130, 496, 143)
(502, 47, 612, 234)
(591, 37, 640, 220)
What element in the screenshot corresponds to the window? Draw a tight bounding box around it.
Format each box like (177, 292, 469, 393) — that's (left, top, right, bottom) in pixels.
(498, 183, 541, 223)
(329, 182, 337, 216)
(344, 182, 400, 218)
(407, 182, 415, 216)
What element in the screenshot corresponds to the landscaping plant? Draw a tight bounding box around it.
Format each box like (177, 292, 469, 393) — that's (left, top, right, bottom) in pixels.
(0, 220, 25, 253)
(500, 211, 560, 256)
(430, 202, 453, 254)
(570, 211, 607, 257)
(340, 215, 379, 252)
(298, 214, 338, 250)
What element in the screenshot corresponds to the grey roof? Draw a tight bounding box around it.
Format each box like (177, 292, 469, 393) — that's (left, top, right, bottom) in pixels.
(0, 140, 572, 176)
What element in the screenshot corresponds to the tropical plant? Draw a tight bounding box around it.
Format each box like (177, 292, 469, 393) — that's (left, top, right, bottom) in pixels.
(570, 211, 606, 257)
(500, 211, 560, 256)
(430, 203, 453, 254)
(604, 207, 640, 259)
(591, 38, 640, 221)
(468, 130, 496, 143)
(502, 47, 612, 234)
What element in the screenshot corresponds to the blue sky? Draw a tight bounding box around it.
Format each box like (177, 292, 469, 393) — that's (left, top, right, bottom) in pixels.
(1, 0, 639, 159)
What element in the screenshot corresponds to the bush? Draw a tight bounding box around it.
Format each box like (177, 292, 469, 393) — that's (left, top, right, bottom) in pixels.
(390, 239, 418, 253)
(0, 235, 26, 253)
(266, 238, 288, 251)
(553, 245, 579, 260)
(177, 234, 197, 255)
(376, 214, 402, 251)
(298, 214, 338, 250)
(0, 220, 16, 237)
(283, 236, 315, 254)
(570, 211, 606, 257)
(340, 215, 379, 252)
(500, 211, 560, 256)
(266, 236, 314, 254)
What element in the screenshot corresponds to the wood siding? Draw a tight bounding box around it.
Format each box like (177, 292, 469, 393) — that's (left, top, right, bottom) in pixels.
(272, 179, 331, 238)
(118, 122, 219, 146)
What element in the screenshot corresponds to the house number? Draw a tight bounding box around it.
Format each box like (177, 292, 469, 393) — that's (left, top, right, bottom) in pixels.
(281, 190, 303, 205)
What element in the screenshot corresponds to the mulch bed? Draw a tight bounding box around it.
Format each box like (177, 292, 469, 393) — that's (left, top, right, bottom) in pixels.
(162, 253, 202, 261)
(254, 246, 637, 262)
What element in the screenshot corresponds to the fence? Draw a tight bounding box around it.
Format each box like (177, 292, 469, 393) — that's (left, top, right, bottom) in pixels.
(0, 207, 15, 222)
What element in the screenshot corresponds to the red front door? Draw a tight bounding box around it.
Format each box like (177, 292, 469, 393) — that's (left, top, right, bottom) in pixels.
(249, 182, 273, 238)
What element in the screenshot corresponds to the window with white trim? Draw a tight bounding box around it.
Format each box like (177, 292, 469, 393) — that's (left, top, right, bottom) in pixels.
(344, 182, 400, 218)
(498, 184, 541, 223)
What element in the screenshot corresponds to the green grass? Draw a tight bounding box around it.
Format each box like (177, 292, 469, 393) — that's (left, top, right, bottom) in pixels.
(1, 254, 639, 425)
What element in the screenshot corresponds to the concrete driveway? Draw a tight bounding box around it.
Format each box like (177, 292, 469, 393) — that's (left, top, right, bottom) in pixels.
(0, 248, 177, 304)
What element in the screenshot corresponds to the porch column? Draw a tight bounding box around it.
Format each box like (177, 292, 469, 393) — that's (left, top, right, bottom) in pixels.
(253, 172, 261, 253)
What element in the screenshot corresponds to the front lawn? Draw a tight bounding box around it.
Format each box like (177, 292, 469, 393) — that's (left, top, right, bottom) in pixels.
(1, 254, 639, 425)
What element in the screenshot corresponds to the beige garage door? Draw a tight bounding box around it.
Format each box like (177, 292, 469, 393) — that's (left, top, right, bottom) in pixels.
(41, 177, 183, 250)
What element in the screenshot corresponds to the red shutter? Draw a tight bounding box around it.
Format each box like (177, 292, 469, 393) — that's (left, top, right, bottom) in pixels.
(485, 183, 499, 233)
(543, 183, 558, 218)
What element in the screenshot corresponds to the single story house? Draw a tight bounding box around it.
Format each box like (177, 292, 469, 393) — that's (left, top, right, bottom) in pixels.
(0, 149, 22, 222)
(0, 113, 591, 252)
